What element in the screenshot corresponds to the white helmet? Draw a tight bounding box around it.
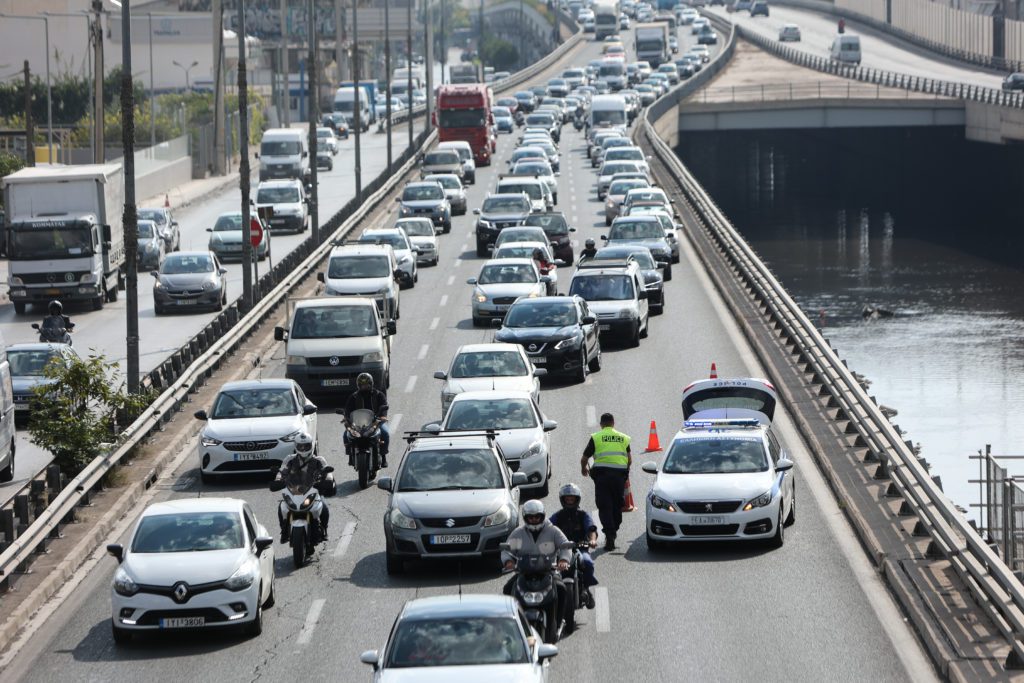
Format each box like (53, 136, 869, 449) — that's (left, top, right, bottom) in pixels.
(522, 499, 546, 532)
(294, 431, 314, 461)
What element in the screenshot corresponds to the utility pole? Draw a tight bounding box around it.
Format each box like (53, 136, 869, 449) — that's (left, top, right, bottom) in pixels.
(425, 0, 433, 134)
(148, 13, 156, 151)
(307, 0, 320, 245)
(281, 0, 290, 126)
(121, 0, 140, 395)
(239, 0, 253, 311)
(407, 0, 413, 148)
(335, 0, 346, 81)
(352, 0, 362, 197)
(213, 0, 226, 175)
(23, 62, 33, 167)
(92, 0, 104, 164)
(439, 0, 446, 84)
(384, 0, 392, 168)
(479, 0, 485, 55)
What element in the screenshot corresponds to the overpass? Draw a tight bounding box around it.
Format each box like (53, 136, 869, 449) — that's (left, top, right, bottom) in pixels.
(0, 7, 1022, 683)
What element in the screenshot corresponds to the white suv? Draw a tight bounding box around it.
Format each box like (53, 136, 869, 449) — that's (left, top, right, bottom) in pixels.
(255, 179, 308, 233)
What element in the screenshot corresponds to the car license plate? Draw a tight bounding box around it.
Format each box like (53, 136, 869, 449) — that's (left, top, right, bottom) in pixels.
(321, 378, 350, 387)
(599, 324, 611, 331)
(271, 219, 285, 225)
(430, 534, 471, 545)
(233, 451, 270, 461)
(160, 616, 205, 628)
(531, 357, 546, 365)
(691, 516, 725, 525)
(14, 403, 28, 411)
(46, 288, 61, 295)
(176, 299, 198, 306)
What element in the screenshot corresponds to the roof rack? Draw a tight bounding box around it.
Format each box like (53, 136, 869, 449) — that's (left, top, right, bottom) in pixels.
(404, 429, 498, 444)
(682, 419, 763, 430)
(576, 259, 631, 270)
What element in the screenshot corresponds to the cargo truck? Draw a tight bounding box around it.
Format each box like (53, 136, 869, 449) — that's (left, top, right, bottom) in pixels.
(3, 164, 125, 313)
(635, 22, 670, 67)
(449, 63, 481, 84)
(594, 2, 620, 39)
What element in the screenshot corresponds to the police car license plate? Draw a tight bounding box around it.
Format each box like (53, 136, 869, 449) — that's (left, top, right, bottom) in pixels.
(160, 616, 204, 628)
(691, 516, 725, 525)
(321, 378, 349, 387)
(233, 452, 270, 461)
(430, 534, 471, 545)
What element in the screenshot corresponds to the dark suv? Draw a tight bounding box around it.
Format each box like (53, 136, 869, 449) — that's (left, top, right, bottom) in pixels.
(523, 212, 577, 265)
(494, 295, 602, 383)
(473, 193, 533, 257)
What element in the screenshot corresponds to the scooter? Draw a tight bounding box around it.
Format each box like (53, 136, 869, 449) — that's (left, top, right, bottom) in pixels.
(559, 542, 595, 634)
(32, 319, 73, 345)
(270, 465, 334, 568)
(503, 546, 572, 644)
(340, 408, 382, 489)
(573, 113, 586, 131)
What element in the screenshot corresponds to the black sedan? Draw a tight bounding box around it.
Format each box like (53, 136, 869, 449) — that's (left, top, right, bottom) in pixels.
(1004, 73, 1024, 92)
(152, 251, 228, 315)
(522, 212, 577, 265)
(494, 295, 601, 383)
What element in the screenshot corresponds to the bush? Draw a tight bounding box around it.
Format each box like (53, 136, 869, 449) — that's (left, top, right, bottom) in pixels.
(481, 37, 520, 71)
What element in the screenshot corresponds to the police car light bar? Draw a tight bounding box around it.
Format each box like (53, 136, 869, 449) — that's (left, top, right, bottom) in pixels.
(683, 419, 761, 430)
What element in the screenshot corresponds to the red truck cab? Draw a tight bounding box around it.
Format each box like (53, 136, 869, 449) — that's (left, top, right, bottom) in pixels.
(435, 84, 495, 166)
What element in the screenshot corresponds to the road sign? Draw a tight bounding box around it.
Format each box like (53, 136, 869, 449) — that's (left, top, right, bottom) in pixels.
(249, 216, 263, 247)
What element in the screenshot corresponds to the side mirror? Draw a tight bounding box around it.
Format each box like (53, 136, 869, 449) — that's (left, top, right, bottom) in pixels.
(387, 320, 397, 335)
(274, 326, 288, 341)
(553, 259, 567, 267)
(533, 367, 548, 377)
(542, 419, 558, 432)
(424, 423, 442, 433)
(360, 650, 380, 670)
(316, 272, 325, 282)
(473, 208, 481, 215)
(376, 477, 393, 492)
(581, 315, 596, 325)
(219, 268, 228, 275)
(106, 543, 124, 563)
(31, 323, 40, 330)
(641, 461, 658, 474)
(638, 290, 648, 300)
(194, 409, 209, 421)
(466, 277, 478, 285)
(433, 370, 447, 380)
(150, 270, 159, 278)
(511, 472, 529, 487)
(776, 458, 794, 472)
(569, 227, 577, 232)
(206, 227, 213, 232)
(254, 536, 274, 556)
(600, 234, 607, 240)
(303, 404, 318, 416)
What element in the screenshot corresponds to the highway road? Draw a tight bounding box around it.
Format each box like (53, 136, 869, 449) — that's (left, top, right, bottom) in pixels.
(707, 3, 1008, 89)
(0, 25, 937, 683)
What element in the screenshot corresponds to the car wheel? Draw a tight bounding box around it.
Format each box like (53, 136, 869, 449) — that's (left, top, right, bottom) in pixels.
(662, 265, 672, 282)
(588, 344, 602, 372)
(199, 469, 218, 485)
(784, 482, 796, 527)
(574, 350, 587, 383)
(154, 303, 164, 316)
(245, 591, 263, 637)
(386, 549, 405, 575)
(639, 318, 649, 339)
(92, 287, 105, 311)
(472, 315, 486, 328)
(476, 242, 489, 258)
(107, 282, 119, 302)
(629, 323, 640, 348)
(111, 621, 132, 645)
(606, 215, 612, 227)
(769, 509, 785, 549)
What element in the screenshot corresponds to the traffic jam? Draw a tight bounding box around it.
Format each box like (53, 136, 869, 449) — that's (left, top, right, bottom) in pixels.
(103, 3, 796, 678)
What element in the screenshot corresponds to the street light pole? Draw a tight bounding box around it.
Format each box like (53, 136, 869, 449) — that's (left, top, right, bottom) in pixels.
(406, 0, 413, 148)
(92, 0, 104, 164)
(120, 0, 140, 395)
(352, 0, 362, 197)
(1, 15, 53, 158)
(307, 0, 319, 245)
(239, 0, 253, 312)
(384, 0, 392, 168)
(148, 13, 156, 152)
(173, 60, 199, 89)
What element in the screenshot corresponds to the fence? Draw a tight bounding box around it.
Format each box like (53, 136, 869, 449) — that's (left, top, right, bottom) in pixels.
(690, 79, 946, 102)
(971, 445, 1024, 579)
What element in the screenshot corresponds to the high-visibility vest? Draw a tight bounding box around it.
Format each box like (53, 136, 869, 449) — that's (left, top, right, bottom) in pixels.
(591, 427, 630, 469)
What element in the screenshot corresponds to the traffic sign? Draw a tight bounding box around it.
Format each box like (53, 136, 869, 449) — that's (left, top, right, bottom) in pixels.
(249, 216, 264, 247)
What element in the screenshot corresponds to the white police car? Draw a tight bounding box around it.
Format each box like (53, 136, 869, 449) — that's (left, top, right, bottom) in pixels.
(642, 377, 795, 549)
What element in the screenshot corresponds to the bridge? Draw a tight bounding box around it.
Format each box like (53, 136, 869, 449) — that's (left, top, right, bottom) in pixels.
(0, 4, 1022, 681)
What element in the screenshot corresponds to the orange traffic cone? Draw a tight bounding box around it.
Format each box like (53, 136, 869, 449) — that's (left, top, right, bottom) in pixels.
(621, 478, 636, 512)
(709, 362, 718, 379)
(164, 194, 170, 208)
(644, 420, 662, 453)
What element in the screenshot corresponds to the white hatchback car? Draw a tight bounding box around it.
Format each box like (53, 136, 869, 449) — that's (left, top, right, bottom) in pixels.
(107, 497, 276, 643)
(360, 227, 418, 287)
(194, 379, 318, 483)
(434, 343, 545, 417)
(395, 217, 439, 267)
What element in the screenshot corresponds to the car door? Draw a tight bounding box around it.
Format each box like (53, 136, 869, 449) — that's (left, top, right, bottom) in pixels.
(578, 299, 598, 359)
(243, 505, 274, 598)
(765, 428, 793, 503)
(296, 384, 317, 437)
(634, 274, 648, 324)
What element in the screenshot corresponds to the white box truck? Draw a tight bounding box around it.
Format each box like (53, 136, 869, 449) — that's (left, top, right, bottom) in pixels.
(635, 22, 670, 67)
(3, 164, 125, 314)
(594, 2, 620, 39)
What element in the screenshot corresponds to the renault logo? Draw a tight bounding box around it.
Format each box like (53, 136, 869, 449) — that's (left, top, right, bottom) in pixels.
(704, 503, 713, 512)
(172, 582, 190, 603)
(445, 518, 456, 528)
(329, 356, 340, 366)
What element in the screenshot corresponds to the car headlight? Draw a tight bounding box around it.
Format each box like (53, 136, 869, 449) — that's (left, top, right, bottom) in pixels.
(484, 505, 512, 527)
(474, 288, 487, 303)
(8, 276, 23, 287)
(618, 308, 638, 319)
(649, 493, 677, 512)
(743, 490, 773, 511)
(399, 206, 412, 216)
(389, 508, 418, 530)
(477, 219, 493, 229)
(153, 279, 164, 289)
(398, 254, 411, 264)
(552, 336, 580, 350)
(287, 355, 306, 365)
(200, 434, 223, 447)
(202, 281, 217, 291)
(225, 560, 257, 591)
(525, 441, 545, 458)
(522, 591, 545, 606)
(606, 199, 616, 210)
(362, 351, 383, 363)
(280, 429, 301, 443)
(377, 286, 392, 296)
(113, 567, 139, 596)
(78, 273, 96, 284)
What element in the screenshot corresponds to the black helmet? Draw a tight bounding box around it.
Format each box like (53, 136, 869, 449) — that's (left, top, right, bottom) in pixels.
(584, 238, 595, 249)
(356, 372, 374, 391)
(532, 248, 544, 260)
(48, 300, 63, 316)
(559, 482, 582, 510)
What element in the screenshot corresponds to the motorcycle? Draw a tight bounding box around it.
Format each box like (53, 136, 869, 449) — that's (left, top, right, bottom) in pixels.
(32, 318, 73, 345)
(573, 114, 586, 131)
(503, 544, 573, 643)
(559, 542, 595, 634)
(270, 465, 334, 568)
(339, 408, 382, 489)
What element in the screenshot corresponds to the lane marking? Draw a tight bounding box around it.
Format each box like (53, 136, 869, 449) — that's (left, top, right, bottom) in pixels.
(446, 275, 455, 286)
(455, 258, 463, 268)
(430, 317, 439, 330)
(417, 344, 429, 360)
(296, 598, 326, 646)
(586, 405, 597, 427)
(390, 413, 402, 434)
(332, 522, 358, 559)
(404, 375, 418, 393)
(594, 587, 610, 633)
(439, 294, 449, 307)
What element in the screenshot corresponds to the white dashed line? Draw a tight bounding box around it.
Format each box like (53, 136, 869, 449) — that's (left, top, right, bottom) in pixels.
(446, 275, 455, 286)
(430, 317, 440, 330)
(439, 294, 449, 307)
(594, 587, 610, 632)
(332, 522, 358, 559)
(586, 405, 597, 427)
(404, 375, 418, 393)
(390, 413, 402, 434)
(296, 598, 326, 646)
(455, 258, 463, 268)
(417, 344, 429, 360)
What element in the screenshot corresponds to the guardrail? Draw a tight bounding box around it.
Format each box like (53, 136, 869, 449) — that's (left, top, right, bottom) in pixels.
(971, 445, 1024, 579)
(638, 24, 1024, 666)
(690, 79, 956, 102)
(734, 21, 1024, 109)
(0, 13, 583, 593)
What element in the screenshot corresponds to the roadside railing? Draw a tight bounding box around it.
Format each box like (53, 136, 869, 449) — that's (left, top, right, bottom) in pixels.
(971, 445, 1024, 579)
(690, 79, 954, 103)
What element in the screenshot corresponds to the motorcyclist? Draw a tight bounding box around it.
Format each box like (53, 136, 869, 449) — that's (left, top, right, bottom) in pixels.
(549, 483, 598, 608)
(838, 18, 846, 33)
(579, 239, 598, 262)
(273, 431, 332, 543)
(40, 300, 74, 340)
(343, 372, 390, 468)
(502, 500, 572, 606)
(532, 247, 555, 276)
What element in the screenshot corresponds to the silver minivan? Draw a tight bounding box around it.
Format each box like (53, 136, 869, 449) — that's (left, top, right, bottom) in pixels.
(830, 34, 862, 66)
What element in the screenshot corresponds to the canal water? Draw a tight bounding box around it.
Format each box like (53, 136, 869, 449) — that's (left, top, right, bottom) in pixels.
(676, 126, 1024, 512)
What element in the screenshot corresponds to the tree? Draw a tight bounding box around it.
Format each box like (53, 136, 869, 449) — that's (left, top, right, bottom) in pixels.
(481, 37, 519, 71)
(28, 353, 151, 476)
(0, 154, 25, 209)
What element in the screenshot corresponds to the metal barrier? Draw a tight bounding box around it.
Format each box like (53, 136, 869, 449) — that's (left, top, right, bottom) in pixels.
(971, 445, 1024, 579)
(690, 80, 947, 102)
(637, 27, 1024, 665)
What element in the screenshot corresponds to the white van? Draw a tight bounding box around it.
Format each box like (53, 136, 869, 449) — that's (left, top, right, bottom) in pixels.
(830, 34, 862, 66)
(589, 94, 629, 131)
(317, 243, 401, 322)
(333, 87, 373, 131)
(0, 337, 15, 482)
(258, 128, 309, 183)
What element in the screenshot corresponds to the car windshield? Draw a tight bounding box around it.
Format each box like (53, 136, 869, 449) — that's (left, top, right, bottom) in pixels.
(570, 274, 634, 301)
(403, 185, 444, 201)
(361, 233, 409, 251)
(131, 512, 244, 553)
(210, 387, 297, 419)
(161, 254, 215, 274)
(526, 114, 554, 126)
(450, 351, 528, 378)
(386, 617, 529, 668)
(514, 162, 552, 176)
(599, 63, 625, 77)
(478, 263, 537, 284)
(328, 255, 391, 279)
(627, 190, 667, 204)
(257, 186, 301, 203)
(602, 162, 638, 176)
(610, 179, 649, 196)
(397, 448, 503, 491)
(514, 148, 544, 162)
(290, 305, 377, 338)
(213, 214, 243, 231)
(8, 349, 60, 377)
(424, 151, 460, 166)
(397, 220, 434, 237)
(606, 148, 644, 161)
(496, 246, 543, 260)
(137, 209, 168, 226)
(137, 221, 156, 239)
(439, 108, 487, 128)
(261, 140, 300, 156)
(493, 106, 511, 117)
(662, 437, 768, 474)
(610, 220, 663, 239)
(446, 398, 537, 430)
(523, 214, 569, 235)
(499, 183, 542, 200)
(504, 301, 576, 327)
(482, 197, 530, 213)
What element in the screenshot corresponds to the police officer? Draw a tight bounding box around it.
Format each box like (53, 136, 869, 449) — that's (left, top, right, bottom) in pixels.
(580, 413, 631, 550)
